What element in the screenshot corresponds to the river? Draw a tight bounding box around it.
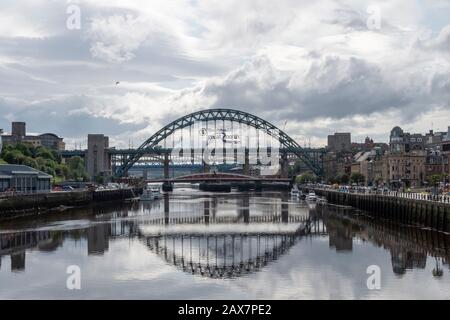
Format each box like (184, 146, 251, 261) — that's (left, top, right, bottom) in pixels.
(0, 188, 449, 299)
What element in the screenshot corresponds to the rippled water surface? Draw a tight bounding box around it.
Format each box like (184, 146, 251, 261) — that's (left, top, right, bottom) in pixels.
(0, 189, 449, 299)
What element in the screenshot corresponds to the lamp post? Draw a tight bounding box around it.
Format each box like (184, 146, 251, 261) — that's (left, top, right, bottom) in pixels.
(0, 128, 3, 154)
(442, 152, 446, 190)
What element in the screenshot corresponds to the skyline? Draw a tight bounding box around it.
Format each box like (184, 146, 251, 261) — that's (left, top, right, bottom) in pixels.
(0, 114, 448, 151)
(0, 0, 449, 149)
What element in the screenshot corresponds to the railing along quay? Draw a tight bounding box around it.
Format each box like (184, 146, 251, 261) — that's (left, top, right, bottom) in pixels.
(302, 187, 450, 233)
(380, 191, 450, 204)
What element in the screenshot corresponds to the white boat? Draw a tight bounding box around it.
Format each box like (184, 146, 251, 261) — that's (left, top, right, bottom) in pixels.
(290, 185, 300, 197)
(140, 183, 162, 201)
(306, 191, 317, 201)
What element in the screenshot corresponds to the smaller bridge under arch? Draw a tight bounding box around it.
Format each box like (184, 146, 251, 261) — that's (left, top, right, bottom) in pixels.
(145, 172, 291, 184)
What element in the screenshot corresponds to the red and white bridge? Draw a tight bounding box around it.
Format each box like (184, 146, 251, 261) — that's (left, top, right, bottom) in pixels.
(150, 172, 290, 184)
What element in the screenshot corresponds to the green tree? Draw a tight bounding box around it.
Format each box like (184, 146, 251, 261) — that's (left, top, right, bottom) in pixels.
(350, 172, 365, 185)
(1, 144, 88, 182)
(35, 146, 55, 161)
(340, 174, 350, 184)
(67, 156, 88, 181)
(289, 159, 303, 176)
(95, 174, 105, 184)
(15, 143, 32, 157)
(427, 174, 442, 187)
(295, 172, 317, 184)
(375, 177, 383, 187)
(327, 176, 339, 184)
(23, 157, 38, 168)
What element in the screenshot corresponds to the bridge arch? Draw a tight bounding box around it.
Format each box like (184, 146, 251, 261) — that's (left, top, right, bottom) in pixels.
(116, 108, 322, 177)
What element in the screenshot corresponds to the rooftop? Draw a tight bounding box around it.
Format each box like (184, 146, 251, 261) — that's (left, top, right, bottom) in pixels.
(0, 164, 52, 178)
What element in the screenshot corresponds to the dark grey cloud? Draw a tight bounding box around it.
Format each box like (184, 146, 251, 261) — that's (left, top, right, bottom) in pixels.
(195, 56, 411, 123)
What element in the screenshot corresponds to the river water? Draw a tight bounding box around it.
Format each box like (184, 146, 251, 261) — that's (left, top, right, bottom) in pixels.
(0, 188, 449, 299)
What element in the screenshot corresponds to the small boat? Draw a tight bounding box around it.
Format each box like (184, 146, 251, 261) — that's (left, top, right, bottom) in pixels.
(290, 185, 300, 197)
(306, 191, 317, 201)
(140, 183, 162, 201)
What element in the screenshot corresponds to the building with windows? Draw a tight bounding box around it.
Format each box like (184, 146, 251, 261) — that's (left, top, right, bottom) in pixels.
(323, 151, 352, 182)
(38, 133, 66, 150)
(0, 165, 52, 193)
(386, 151, 426, 188)
(327, 132, 351, 153)
(426, 151, 449, 181)
(1, 122, 65, 151)
(389, 126, 426, 153)
(351, 148, 386, 186)
(386, 126, 427, 188)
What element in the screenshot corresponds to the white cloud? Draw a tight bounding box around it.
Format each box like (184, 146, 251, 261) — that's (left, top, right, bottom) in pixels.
(86, 14, 162, 63)
(0, 0, 449, 148)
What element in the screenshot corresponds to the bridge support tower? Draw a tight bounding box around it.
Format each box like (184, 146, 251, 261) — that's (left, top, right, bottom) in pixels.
(164, 153, 170, 179)
(243, 148, 250, 176)
(203, 160, 210, 173)
(280, 153, 289, 179)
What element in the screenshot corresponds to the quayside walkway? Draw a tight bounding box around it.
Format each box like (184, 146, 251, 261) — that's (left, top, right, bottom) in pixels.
(304, 187, 450, 232)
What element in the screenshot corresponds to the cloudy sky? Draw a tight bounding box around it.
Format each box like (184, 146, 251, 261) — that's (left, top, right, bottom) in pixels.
(0, 0, 449, 149)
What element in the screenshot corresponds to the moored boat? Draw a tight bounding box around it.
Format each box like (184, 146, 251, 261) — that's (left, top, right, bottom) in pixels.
(140, 183, 162, 201)
(290, 185, 300, 197)
(306, 191, 317, 201)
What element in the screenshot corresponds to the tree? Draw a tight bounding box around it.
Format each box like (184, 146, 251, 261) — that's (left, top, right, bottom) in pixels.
(15, 143, 32, 157)
(290, 159, 303, 176)
(327, 176, 339, 184)
(95, 174, 105, 185)
(427, 174, 442, 187)
(350, 172, 365, 185)
(375, 177, 383, 187)
(1, 144, 88, 182)
(295, 172, 317, 184)
(67, 156, 88, 181)
(340, 174, 350, 185)
(35, 146, 55, 161)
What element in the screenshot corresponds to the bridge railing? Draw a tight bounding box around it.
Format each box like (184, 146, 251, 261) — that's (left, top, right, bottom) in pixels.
(309, 186, 450, 204)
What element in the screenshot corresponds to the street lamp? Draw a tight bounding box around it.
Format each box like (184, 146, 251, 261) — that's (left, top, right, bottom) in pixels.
(0, 128, 3, 154)
(441, 152, 446, 190)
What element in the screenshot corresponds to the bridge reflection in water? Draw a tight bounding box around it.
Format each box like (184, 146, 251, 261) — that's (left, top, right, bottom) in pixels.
(137, 193, 311, 279)
(0, 192, 449, 279)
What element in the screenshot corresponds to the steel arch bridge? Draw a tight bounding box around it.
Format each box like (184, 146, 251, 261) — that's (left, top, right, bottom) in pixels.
(116, 108, 323, 177)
